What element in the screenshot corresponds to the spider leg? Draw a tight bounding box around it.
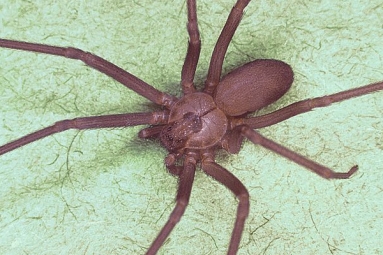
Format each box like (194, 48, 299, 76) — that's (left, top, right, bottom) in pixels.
(240, 125, 358, 179)
(243, 81, 383, 129)
(0, 39, 177, 108)
(201, 151, 249, 255)
(0, 111, 168, 156)
(220, 128, 245, 154)
(181, 0, 201, 94)
(146, 151, 197, 255)
(203, 0, 251, 95)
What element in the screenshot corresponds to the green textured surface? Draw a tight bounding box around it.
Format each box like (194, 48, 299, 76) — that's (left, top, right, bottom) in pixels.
(1, 1, 383, 254)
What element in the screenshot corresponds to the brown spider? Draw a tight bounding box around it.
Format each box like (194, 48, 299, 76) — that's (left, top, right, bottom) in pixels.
(1, 0, 383, 254)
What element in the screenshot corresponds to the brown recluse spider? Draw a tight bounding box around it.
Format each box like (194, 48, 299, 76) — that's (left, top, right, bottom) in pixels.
(1, 0, 382, 254)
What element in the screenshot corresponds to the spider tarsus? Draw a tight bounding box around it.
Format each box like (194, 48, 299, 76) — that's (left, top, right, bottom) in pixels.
(331, 165, 358, 179)
(348, 165, 359, 176)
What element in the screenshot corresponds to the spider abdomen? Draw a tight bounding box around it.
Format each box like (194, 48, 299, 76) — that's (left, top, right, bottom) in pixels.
(214, 59, 294, 116)
(160, 92, 227, 153)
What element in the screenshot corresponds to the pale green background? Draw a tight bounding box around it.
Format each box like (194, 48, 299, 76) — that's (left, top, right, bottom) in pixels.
(1, 0, 383, 254)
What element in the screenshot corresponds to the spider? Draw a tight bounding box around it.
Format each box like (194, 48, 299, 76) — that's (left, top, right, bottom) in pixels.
(1, 0, 382, 254)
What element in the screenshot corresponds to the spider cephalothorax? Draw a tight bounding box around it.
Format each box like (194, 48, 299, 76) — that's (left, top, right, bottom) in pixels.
(159, 92, 227, 154)
(1, 0, 382, 254)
